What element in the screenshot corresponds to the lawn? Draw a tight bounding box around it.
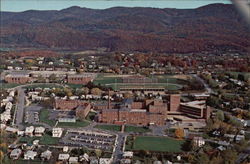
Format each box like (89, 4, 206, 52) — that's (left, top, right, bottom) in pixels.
(0, 83, 21, 89)
(57, 120, 90, 128)
(40, 109, 90, 128)
(94, 124, 121, 131)
(39, 109, 56, 126)
(67, 83, 83, 89)
(105, 83, 182, 91)
(25, 83, 63, 89)
(19, 134, 59, 145)
(86, 111, 97, 121)
(93, 74, 187, 91)
(127, 136, 184, 152)
(125, 125, 151, 133)
(93, 76, 122, 85)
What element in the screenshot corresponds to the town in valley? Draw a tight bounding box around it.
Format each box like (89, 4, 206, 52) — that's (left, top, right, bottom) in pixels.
(0, 1, 250, 164)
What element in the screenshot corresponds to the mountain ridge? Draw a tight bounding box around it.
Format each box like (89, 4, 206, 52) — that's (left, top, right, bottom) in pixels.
(1, 3, 249, 53)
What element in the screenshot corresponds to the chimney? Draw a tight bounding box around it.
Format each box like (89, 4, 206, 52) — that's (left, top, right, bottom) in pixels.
(108, 90, 111, 109)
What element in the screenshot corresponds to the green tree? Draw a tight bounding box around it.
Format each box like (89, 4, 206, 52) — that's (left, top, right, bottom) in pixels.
(194, 153, 209, 164)
(216, 110, 225, 121)
(221, 149, 237, 164)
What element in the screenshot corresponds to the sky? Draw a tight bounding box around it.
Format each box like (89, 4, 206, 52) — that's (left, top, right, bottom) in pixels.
(1, 0, 232, 12)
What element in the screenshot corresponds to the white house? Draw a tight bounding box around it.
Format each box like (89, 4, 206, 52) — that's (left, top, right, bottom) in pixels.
(25, 126, 35, 136)
(24, 151, 37, 160)
(193, 137, 205, 147)
(122, 151, 133, 159)
(99, 158, 112, 164)
(58, 154, 70, 161)
(69, 157, 79, 164)
(41, 150, 52, 161)
(10, 149, 22, 160)
(34, 127, 45, 137)
(52, 128, 63, 138)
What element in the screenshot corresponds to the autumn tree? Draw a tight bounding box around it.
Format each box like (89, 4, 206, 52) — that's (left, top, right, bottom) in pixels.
(175, 128, 184, 139)
(95, 149, 102, 158)
(82, 87, 90, 95)
(91, 88, 102, 96)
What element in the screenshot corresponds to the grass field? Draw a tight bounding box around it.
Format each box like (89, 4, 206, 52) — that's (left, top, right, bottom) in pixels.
(40, 109, 89, 128)
(105, 83, 182, 91)
(0, 83, 21, 89)
(2, 157, 50, 164)
(58, 120, 90, 128)
(19, 134, 59, 145)
(94, 124, 121, 131)
(25, 84, 63, 89)
(125, 126, 151, 133)
(39, 109, 56, 126)
(93, 74, 188, 91)
(227, 71, 250, 80)
(126, 136, 184, 152)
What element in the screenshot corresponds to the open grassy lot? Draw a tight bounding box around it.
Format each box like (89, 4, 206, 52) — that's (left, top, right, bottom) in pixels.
(125, 126, 151, 133)
(0, 83, 20, 89)
(40, 109, 89, 128)
(93, 74, 190, 91)
(127, 136, 184, 152)
(39, 109, 56, 126)
(105, 83, 182, 91)
(58, 120, 90, 128)
(19, 134, 59, 145)
(227, 71, 250, 80)
(2, 157, 50, 164)
(25, 83, 63, 89)
(94, 124, 121, 131)
(66, 83, 83, 89)
(86, 111, 97, 121)
(93, 76, 122, 85)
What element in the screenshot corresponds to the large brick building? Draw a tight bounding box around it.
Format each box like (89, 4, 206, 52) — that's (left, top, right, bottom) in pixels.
(4, 73, 31, 84)
(67, 73, 96, 84)
(98, 95, 212, 126)
(98, 99, 168, 126)
(54, 99, 91, 119)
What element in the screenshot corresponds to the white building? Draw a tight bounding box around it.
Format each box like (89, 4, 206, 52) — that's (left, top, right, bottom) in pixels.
(99, 158, 112, 164)
(25, 126, 35, 136)
(34, 127, 45, 137)
(10, 149, 22, 160)
(41, 150, 52, 161)
(69, 157, 79, 164)
(58, 154, 70, 161)
(122, 151, 133, 159)
(52, 128, 63, 138)
(24, 150, 37, 160)
(193, 137, 205, 147)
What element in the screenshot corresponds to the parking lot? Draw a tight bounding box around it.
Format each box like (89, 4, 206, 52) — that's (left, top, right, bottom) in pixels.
(24, 104, 42, 124)
(60, 130, 117, 151)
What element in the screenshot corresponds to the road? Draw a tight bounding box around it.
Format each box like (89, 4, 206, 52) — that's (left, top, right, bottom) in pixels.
(191, 74, 213, 94)
(14, 88, 25, 130)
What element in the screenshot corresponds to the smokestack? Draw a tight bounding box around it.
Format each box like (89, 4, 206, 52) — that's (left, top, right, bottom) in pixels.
(108, 90, 111, 109)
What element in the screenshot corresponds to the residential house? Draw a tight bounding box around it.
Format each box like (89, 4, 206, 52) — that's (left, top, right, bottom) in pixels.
(193, 137, 205, 147)
(69, 157, 78, 164)
(52, 128, 63, 138)
(34, 127, 45, 137)
(99, 158, 112, 164)
(41, 150, 52, 161)
(58, 154, 70, 161)
(25, 126, 35, 136)
(10, 149, 22, 160)
(24, 151, 37, 160)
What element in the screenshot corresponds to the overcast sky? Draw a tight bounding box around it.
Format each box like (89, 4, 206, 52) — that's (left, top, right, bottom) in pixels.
(1, 0, 232, 12)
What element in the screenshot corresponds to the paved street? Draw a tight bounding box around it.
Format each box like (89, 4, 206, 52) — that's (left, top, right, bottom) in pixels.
(113, 133, 126, 163)
(15, 88, 25, 129)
